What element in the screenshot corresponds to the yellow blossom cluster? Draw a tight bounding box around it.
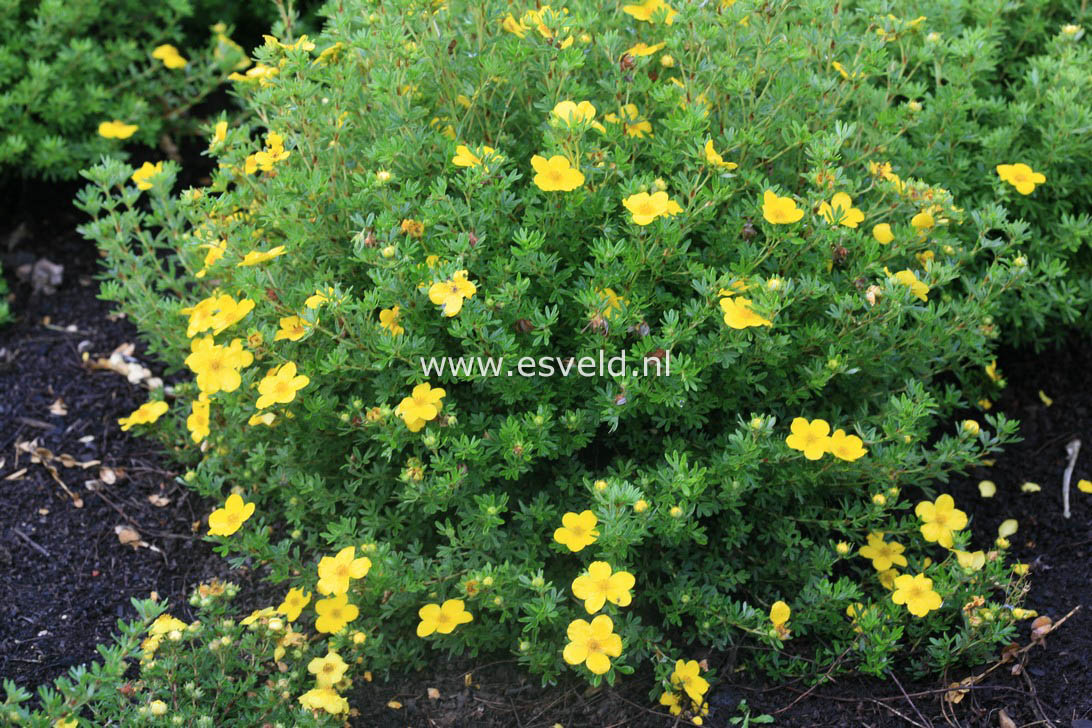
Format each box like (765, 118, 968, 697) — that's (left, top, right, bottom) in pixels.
(784, 417, 868, 461)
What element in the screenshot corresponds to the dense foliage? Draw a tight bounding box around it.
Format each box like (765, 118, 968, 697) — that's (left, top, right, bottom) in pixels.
(75, 4, 1068, 717)
(0, 0, 252, 180)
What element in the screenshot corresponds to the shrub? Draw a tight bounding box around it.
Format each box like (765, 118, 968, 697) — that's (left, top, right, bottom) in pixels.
(0, 0, 252, 180)
(2, 587, 342, 726)
(848, 0, 1092, 345)
(79, 0, 1046, 710)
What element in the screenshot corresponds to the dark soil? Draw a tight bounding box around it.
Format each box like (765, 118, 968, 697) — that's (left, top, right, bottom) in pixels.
(2, 183, 1089, 726)
(0, 188, 277, 694)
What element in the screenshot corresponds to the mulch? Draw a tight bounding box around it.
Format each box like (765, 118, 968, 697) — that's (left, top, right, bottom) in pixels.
(1, 180, 1089, 727)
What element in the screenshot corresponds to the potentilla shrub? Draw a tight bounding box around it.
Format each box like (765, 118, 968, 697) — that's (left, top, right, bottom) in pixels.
(0, 0, 253, 180)
(846, 0, 1092, 345)
(79, 0, 1046, 713)
(2, 590, 340, 727)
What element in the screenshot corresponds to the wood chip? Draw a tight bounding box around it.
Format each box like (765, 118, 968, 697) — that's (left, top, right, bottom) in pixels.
(147, 493, 171, 507)
(998, 708, 1016, 728)
(49, 398, 67, 416)
(427, 688, 441, 700)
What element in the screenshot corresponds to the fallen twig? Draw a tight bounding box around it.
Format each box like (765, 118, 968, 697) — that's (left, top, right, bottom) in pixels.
(1062, 438, 1080, 519)
(12, 527, 50, 557)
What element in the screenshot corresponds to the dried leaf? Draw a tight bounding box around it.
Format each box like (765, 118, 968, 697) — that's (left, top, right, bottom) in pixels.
(944, 676, 977, 704)
(115, 525, 143, 547)
(49, 398, 67, 416)
(78, 435, 95, 444)
(4, 468, 27, 481)
(464, 673, 473, 687)
(100, 467, 117, 485)
(998, 708, 1016, 728)
(1031, 615, 1054, 643)
(147, 493, 171, 507)
(386, 700, 403, 710)
(427, 688, 441, 700)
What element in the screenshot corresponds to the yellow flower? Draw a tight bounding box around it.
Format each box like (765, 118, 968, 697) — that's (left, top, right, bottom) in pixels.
(305, 288, 334, 309)
(263, 34, 316, 52)
(298, 687, 349, 715)
(910, 210, 935, 231)
(551, 101, 606, 132)
(886, 268, 930, 302)
(877, 568, 899, 590)
(761, 189, 804, 224)
(985, 359, 1002, 383)
(622, 0, 677, 25)
(240, 606, 276, 626)
(274, 315, 310, 342)
(256, 361, 310, 409)
(185, 337, 253, 394)
(770, 600, 791, 639)
(98, 120, 139, 139)
(604, 103, 653, 137)
(317, 546, 372, 596)
(828, 428, 867, 461)
(237, 245, 287, 266)
(248, 412, 276, 427)
(915, 494, 968, 548)
(563, 614, 623, 675)
(835, 541, 851, 555)
(379, 306, 405, 335)
(54, 718, 78, 728)
(207, 493, 256, 537)
(196, 240, 226, 278)
(633, 499, 649, 513)
(417, 599, 473, 637)
(818, 192, 865, 228)
(553, 510, 599, 552)
(152, 44, 187, 69)
(209, 295, 255, 335)
(452, 144, 503, 170)
(954, 550, 985, 571)
(131, 161, 164, 190)
(187, 396, 210, 443)
(118, 400, 169, 431)
(210, 120, 228, 149)
(891, 573, 942, 617)
(598, 287, 627, 319)
(996, 163, 1046, 195)
(501, 12, 529, 37)
(872, 222, 894, 244)
(277, 587, 312, 621)
(859, 532, 908, 571)
(571, 561, 635, 614)
(395, 383, 446, 432)
(531, 154, 585, 191)
(1078, 479, 1092, 493)
(229, 63, 280, 85)
(313, 42, 344, 66)
(669, 659, 709, 703)
(785, 417, 831, 460)
(428, 270, 477, 317)
(704, 140, 738, 169)
(308, 651, 348, 688)
(314, 593, 359, 633)
(719, 296, 772, 329)
(624, 41, 665, 57)
(622, 190, 677, 225)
